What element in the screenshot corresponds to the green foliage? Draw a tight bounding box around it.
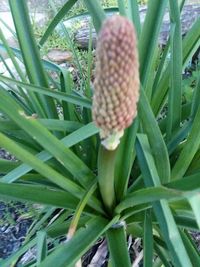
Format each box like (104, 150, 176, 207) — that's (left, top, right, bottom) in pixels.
(34, 25, 70, 55)
(0, 0, 200, 266)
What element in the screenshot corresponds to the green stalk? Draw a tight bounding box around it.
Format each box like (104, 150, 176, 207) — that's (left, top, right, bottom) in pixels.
(98, 145, 117, 215)
(106, 223, 131, 267)
(127, 0, 141, 37)
(115, 119, 139, 202)
(117, 0, 127, 16)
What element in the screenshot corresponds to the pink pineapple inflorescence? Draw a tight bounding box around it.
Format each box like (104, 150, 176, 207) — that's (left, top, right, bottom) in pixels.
(92, 15, 140, 150)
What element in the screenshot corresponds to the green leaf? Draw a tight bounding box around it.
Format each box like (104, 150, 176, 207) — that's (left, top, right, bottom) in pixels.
(26, 208, 56, 242)
(49, 0, 85, 86)
(0, 89, 94, 188)
(1, 122, 98, 183)
(0, 29, 36, 112)
(46, 216, 89, 239)
(0, 133, 103, 215)
(106, 223, 131, 267)
(65, 7, 118, 22)
(139, 89, 170, 183)
(152, 40, 170, 96)
(143, 210, 153, 267)
(38, 119, 83, 132)
(126, 222, 143, 238)
(115, 187, 184, 214)
(0, 159, 19, 173)
(125, 206, 199, 231)
(0, 17, 16, 38)
(182, 17, 200, 70)
(117, 0, 126, 16)
(180, 230, 200, 266)
(0, 182, 79, 210)
(167, 120, 192, 155)
(0, 75, 92, 109)
(39, 216, 119, 267)
(127, 0, 141, 37)
(39, 0, 78, 46)
(37, 231, 47, 265)
(186, 147, 200, 174)
(60, 69, 76, 122)
(152, 17, 200, 116)
(0, 28, 26, 83)
(136, 134, 192, 267)
(9, 0, 58, 119)
(67, 182, 97, 239)
(0, 43, 62, 72)
(173, 210, 198, 230)
(171, 106, 200, 180)
(83, 0, 106, 33)
(0, 118, 83, 132)
(191, 73, 200, 118)
(122, 204, 151, 222)
(139, 0, 168, 88)
(154, 244, 172, 267)
(188, 195, 200, 229)
(166, 0, 182, 139)
(166, 172, 200, 191)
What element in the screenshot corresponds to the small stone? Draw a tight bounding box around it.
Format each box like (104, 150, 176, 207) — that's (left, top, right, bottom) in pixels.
(47, 49, 73, 63)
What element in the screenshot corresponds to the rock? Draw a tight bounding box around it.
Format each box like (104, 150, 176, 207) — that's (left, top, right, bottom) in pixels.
(73, 4, 200, 49)
(47, 49, 73, 63)
(75, 27, 97, 49)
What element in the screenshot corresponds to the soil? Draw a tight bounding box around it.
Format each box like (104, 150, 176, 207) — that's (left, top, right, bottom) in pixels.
(0, 149, 33, 261)
(0, 202, 32, 260)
